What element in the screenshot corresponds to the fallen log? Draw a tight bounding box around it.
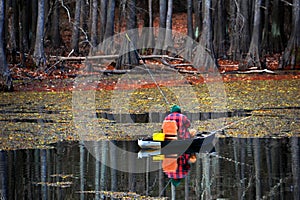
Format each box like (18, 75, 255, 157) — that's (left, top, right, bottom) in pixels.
(49, 54, 185, 62)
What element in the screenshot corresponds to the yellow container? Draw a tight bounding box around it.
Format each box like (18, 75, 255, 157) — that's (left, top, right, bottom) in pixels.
(153, 132, 165, 141)
(153, 155, 165, 161)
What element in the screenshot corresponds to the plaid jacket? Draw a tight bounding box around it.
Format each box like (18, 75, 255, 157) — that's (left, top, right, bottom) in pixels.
(164, 112, 191, 139)
(165, 154, 191, 179)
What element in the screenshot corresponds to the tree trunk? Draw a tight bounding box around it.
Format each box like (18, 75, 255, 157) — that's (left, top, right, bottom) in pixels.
(240, 0, 251, 55)
(21, 0, 30, 52)
(104, 0, 115, 40)
(184, 0, 194, 61)
(213, 0, 226, 58)
(280, 0, 300, 69)
(7, 0, 17, 64)
(51, 0, 61, 48)
(261, 0, 270, 55)
(91, 0, 98, 47)
(194, 0, 218, 71)
(164, 0, 173, 50)
(80, 0, 89, 32)
(269, 0, 284, 53)
(187, 0, 194, 39)
(243, 0, 262, 69)
(33, 0, 46, 67)
(99, 0, 107, 42)
(30, 0, 38, 49)
(193, 0, 202, 41)
(139, 0, 155, 53)
(227, 0, 238, 60)
(154, 0, 167, 54)
(116, 0, 139, 69)
(0, 0, 13, 91)
(71, 0, 81, 54)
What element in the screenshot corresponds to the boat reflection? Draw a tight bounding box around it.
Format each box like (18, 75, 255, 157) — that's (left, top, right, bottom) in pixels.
(138, 147, 215, 199)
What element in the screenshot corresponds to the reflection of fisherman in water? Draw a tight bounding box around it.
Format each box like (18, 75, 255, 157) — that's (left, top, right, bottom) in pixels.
(162, 153, 197, 186)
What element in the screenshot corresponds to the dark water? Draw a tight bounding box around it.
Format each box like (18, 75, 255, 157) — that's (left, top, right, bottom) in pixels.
(0, 137, 299, 200)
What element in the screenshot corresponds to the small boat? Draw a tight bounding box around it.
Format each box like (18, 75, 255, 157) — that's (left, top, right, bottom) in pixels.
(138, 131, 217, 154)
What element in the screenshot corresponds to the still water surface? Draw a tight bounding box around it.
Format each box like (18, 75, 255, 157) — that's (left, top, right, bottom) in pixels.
(0, 137, 299, 199)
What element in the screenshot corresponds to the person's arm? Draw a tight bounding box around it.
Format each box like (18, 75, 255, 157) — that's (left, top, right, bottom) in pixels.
(184, 116, 191, 128)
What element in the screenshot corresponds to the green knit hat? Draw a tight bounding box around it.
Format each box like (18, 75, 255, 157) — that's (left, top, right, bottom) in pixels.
(170, 178, 181, 187)
(170, 105, 181, 113)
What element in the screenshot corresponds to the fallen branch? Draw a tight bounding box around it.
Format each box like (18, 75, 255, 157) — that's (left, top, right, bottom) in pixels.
(237, 69, 276, 74)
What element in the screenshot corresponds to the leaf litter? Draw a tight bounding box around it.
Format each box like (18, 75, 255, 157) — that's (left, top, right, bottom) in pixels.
(0, 77, 299, 150)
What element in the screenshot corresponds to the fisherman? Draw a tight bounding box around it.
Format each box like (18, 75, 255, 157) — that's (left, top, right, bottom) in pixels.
(163, 105, 193, 140)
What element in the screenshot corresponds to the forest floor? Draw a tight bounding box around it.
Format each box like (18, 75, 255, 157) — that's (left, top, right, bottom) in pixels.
(1, 13, 300, 150)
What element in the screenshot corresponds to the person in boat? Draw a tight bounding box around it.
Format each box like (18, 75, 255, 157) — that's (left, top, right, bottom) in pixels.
(163, 105, 192, 140)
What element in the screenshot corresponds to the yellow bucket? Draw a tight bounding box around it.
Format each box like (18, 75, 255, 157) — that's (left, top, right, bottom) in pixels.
(153, 132, 165, 141)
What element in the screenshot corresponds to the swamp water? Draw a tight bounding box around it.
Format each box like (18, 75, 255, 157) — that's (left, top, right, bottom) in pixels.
(0, 137, 299, 199)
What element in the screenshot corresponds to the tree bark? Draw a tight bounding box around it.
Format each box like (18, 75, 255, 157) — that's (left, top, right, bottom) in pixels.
(227, 0, 238, 60)
(7, 0, 17, 64)
(243, 0, 262, 69)
(33, 0, 46, 67)
(194, 0, 218, 71)
(116, 0, 139, 69)
(51, 0, 61, 48)
(0, 0, 13, 91)
(20, 0, 30, 52)
(139, 0, 155, 51)
(187, 0, 194, 39)
(193, 0, 202, 41)
(80, 0, 89, 32)
(153, 0, 167, 54)
(269, 0, 284, 53)
(280, 0, 300, 69)
(104, 0, 115, 40)
(91, 0, 98, 47)
(99, 0, 108, 42)
(71, 0, 81, 54)
(213, 0, 226, 58)
(164, 0, 173, 50)
(30, 0, 38, 49)
(240, 0, 251, 55)
(184, 0, 194, 61)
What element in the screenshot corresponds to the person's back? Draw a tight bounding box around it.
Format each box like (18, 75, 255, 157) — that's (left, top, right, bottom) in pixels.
(164, 105, 191, 139)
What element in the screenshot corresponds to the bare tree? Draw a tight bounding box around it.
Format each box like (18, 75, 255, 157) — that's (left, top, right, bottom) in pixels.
(194, 0, 218, 71)
(140, 0, 155, 50)
(99, 0, 108, 42)
(280, 0, 300, 69)
(91, 0, 98, 47)
(213, 0, 226, 58)
(0, 0, 13, 91)
(184, 0, 194, 60)
(116, 0, 139, 69)
(51, 0, 61, 48)
(7, 0, 17, 64)
(269, 0, 284, 53)
(154, 0, 167, 54)
(104, 0, 115, 40)
(227, 0, 251, 60)
(243, 0, 263, 69)
(193, 0, 202, 41)
(71, 0, 82, 54)
(33, 0, 46, 67)
(164, 0, 173, 50)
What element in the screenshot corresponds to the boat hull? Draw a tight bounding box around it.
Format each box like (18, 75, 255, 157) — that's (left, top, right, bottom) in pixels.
(138, 132, 216, 154)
